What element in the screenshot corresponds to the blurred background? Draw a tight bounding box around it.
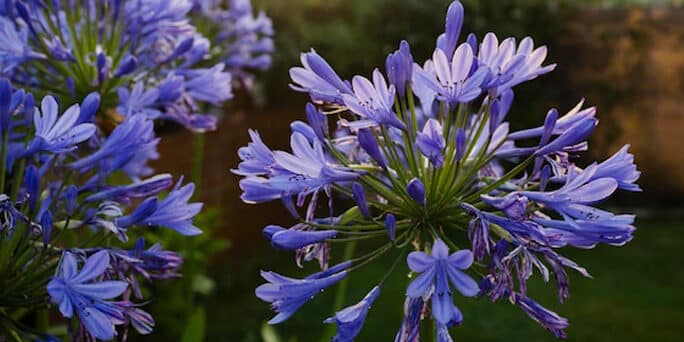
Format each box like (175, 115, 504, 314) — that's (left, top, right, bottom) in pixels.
(136, 0, 684, 341)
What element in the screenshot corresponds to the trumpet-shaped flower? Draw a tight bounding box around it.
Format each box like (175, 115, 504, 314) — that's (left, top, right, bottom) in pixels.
(47, 251, 128, 341)
(406, 239, 478, 324)
(324, 286, 381, 342)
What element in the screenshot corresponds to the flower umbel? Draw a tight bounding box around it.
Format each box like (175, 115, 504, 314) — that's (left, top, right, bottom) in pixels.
(235, 1, 639, 340)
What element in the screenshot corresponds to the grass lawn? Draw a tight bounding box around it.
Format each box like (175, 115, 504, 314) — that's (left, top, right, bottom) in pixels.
(196, 217, 683, 341)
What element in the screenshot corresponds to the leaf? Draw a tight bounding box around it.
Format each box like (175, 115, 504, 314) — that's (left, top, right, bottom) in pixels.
(180, 308, 206, 342)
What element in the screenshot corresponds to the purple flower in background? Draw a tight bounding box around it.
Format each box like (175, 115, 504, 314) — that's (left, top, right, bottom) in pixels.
(47, 251, 128, 341)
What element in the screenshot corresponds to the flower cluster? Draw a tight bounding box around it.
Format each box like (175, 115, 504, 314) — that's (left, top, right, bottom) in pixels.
(0, 80, 203, 340)
(236, 1, 640, 340)
(0, 0, 255, 132)
(191, 0, 274, 88)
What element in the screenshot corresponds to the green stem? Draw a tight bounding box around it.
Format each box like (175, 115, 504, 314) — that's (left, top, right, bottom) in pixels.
(191, 133, 205, 199)
(0, 131, 8, 192)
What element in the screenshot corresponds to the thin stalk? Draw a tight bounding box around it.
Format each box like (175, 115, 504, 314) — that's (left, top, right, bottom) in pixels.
(0, 131, 8, 191)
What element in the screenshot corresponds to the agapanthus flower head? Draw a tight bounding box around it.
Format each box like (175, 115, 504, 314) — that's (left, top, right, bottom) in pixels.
(191, 0, 275, 87)
(0, 79, 201, 339)
(0, 0, 241, 133)
(235, 1, 639, 340)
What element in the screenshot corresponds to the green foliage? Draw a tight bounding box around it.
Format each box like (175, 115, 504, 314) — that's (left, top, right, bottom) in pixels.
(180, 308, 206, 342)
(138, 207, 230, 340)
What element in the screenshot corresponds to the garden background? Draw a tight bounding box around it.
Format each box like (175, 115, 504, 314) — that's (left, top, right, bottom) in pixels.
(134, 0, 684, 340)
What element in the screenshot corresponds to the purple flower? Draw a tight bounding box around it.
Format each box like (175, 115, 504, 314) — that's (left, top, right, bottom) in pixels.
(233, 129, 275, 176)
(343, 69, 406, 130)
(141, 180, 203, 236)
(414, 44, 487, 106)
(71, 114, 157, 172)
(27, 96, 96, 154)
(407, 178, 426, 207)
(352, 182, 370, 217)
(0, 16, 44, 73)
(263, 224, 337, 250)
(239, 132, 359, 203)
(476, 33, 556, 93)
(306, 103, 329, 142)
(290, 50, 352, 104)
(406, 239, 478, 324)
(117, 82, 162, 119)
(509, 100, 595, 140)
(116, 302, 155, 335)
(534, 116, 597, 156)
(85, 174, 173, 203)
(47, 251, 128, 341)
(324, 286, 381, 342)
(183, 63, 233, 105)
(512, 293, 569, 338)
(394, 296, 425, 342)
(437, 1, 464, 59)
(417, 118, 446, 168)
(385, 213, 396, 241)
(357, 128, 387, 168)
(386, 40, 414, 97)
(256, 265, 349, 324)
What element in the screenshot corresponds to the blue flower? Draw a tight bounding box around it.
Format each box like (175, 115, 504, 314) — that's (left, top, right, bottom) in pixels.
(256, 264, 350, 324)
(27, 96, 96, 154)
(357, 128, 387, 168)
(117, 82, 162, 119)
(406, 239, 478, 324)
(0, 16, 44, 73)
(140, 179, 203, 236)
(239, 131, 359, 203)
(263, 224, 337, 250)
(233, 129, 275, 176)
(512, 292, 569, 338)
(413, 44, 487, 106)
(324, 286, 381, 342)
(71, 114, 156, 172)
(290, 50, 352, 104)
(352, 182, 370, 217)
(343, 69, 406, 130)
(47, 251, 128, 341)
(394, 297, 424, 342)
(407, 178, 426, 207)
(85, 174, 173, 203)
(476, 33, 556, 94)
(183, 63, 233, 105)
(386, 41, 414, 97)
(417, 118, 446, 168)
